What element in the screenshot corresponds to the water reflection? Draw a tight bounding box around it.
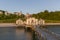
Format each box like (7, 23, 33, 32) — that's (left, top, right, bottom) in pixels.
(16, 28, 32, 40)
(0, 27, 32, 40)
(0, 27, 16, 40)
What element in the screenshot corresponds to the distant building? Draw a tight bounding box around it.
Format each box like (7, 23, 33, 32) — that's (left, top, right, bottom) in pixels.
(0, 11, 3, 14)
(0, 10, 10, 15)
(25, 13, 32, 18)
(39, 18, 45, 25)
(14, 11, 22, 16)
(26, 17, 39, 25)
(4, 11, 9, 15)
(0, 10, 4, 14)
(16, 17, 45, 27)
(16, 19, 24, 25)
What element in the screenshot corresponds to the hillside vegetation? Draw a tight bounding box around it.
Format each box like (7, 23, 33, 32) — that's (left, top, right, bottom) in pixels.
(32, 10, 60, 23)
(0, 10, 60, 23)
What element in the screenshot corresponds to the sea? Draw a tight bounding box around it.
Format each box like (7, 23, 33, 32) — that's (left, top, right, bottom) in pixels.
(0, 25, 60, 40)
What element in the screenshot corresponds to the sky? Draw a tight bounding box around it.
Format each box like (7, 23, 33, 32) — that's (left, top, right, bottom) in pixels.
(0, 0, 60, 14)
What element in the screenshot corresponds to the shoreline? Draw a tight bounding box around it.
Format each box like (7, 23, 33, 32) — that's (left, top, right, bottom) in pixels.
(45, 23, 60, 25)
(0, 23, 17, 27)
(0, 23, 60, 27)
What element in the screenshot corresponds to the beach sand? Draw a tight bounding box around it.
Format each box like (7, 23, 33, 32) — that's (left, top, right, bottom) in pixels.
(0, 23, 17, 27)
(0, 23, 60, 27)
(45, 23, 60, 25)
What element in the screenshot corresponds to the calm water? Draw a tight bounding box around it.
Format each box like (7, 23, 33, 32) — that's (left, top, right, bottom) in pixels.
(0, 27, 32, 40)
(46, 25, 60, 35)
(0, 25, 60, 40)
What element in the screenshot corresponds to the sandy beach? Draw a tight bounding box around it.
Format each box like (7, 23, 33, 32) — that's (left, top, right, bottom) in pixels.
(0, 23, 17, 27)
(45, 23, 60, 25)
(0, 23, 60, 27)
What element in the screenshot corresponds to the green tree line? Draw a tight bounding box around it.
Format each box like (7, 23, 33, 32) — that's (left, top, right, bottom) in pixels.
(32, 10, 60, 23)
(0, 10, 60, 23)
(32, 10, 60, 20)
